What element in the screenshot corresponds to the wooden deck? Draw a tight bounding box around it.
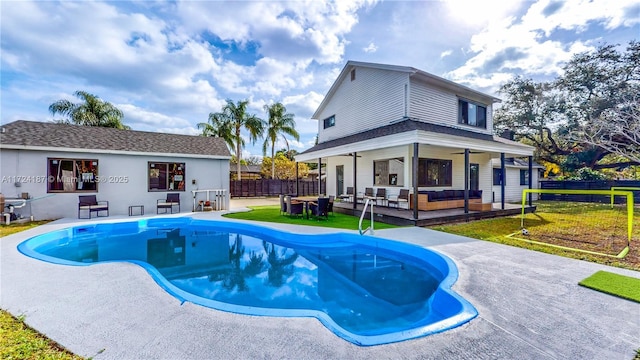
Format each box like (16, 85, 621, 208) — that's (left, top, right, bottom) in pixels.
(333, 201, 533, 227)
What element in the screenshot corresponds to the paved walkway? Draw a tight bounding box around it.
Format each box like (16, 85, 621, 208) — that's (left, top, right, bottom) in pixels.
(1, 203, 639, 359)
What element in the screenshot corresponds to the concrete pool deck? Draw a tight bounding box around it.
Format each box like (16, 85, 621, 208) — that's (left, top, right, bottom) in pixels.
(1, 204, 639, 359)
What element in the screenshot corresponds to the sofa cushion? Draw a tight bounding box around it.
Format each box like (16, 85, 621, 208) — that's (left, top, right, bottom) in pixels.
(454, 190, 464, 199)
(443, 190, 455, 199)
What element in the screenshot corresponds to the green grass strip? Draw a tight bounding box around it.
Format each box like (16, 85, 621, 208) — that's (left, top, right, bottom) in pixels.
(578, 270, 640, 303)
(223, 205, 400, 231)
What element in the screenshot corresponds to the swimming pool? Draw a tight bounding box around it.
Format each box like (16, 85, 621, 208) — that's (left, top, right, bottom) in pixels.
(18, 217, 477, 346)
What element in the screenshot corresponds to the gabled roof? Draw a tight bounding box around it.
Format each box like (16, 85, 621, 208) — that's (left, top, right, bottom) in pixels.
(0, 120, 231, 158)
(312, 60, 501, 119)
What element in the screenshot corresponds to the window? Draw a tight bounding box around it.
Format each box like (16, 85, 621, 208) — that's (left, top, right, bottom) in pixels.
(493, 168, 505, 186)
(323, 115, 335, 129)
(458, 99, 487, 128)
(520, 169, 529, 185)
(374, 158, 404, 186)
(418, 158, 452, 187)
(350, 69, 356, 81)
(149, 162, 186, 191)
(48, 158, 99, 193)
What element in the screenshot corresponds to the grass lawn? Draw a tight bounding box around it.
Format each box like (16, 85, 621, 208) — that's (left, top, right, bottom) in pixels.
(579, 270, 640, 303)
(223, 205, 400, 231)
(430, 201, 640, 271)
(1, 220, 85, 359)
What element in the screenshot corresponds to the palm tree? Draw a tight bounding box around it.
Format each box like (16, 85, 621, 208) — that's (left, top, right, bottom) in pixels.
(49, 90, 129, 129)
(202, 99, 265, 180)
(262, 102, 299, 179)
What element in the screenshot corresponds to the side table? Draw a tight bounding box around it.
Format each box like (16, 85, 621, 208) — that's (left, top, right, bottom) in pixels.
(129, 205, 144, 216)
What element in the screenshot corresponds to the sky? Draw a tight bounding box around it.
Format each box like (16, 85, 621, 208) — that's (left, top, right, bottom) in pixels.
(1, 0, 638, 160)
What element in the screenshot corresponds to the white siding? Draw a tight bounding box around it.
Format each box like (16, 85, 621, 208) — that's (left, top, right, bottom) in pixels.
(325, 144, 493, 203)
(1, 149, 230, 220)
(409, 77, 494, 135)
(317, 67, 407, 143)
(492, 166, 541, 203)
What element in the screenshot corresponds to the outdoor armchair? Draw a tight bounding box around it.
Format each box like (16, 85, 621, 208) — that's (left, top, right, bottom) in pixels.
(78, 195, 109, 219)
(157, 193, 180, 214)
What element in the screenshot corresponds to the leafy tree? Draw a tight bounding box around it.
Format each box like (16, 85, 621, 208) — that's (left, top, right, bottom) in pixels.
(49, 90, 129, 129)
(261, 153, 309, 180)
(494, 41, 640, 174)
(262, 103, 299, 179)
(201, 99, 265, 180)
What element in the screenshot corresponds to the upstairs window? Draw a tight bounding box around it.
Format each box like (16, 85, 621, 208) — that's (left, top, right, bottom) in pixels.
(350, 69, 356, 81)
(323, 115, 335, 129)
(458, 99, 487, 128)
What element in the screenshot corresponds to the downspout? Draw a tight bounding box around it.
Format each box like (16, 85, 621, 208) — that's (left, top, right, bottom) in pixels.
(353, 152, 357, 211)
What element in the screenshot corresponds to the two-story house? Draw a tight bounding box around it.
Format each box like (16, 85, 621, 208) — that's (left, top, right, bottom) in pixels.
(295, 61, 538, 220)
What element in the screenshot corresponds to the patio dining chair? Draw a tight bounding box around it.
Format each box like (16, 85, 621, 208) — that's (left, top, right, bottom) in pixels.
(374, 188, 387, 206)
(309, 197, 330, 220)
(338, 187, 354, 203)
(388, 189, 410, 209)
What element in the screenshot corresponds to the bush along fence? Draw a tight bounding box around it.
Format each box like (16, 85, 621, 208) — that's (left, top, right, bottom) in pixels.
(540, 180, 640, 204)
(230, 179, 325, 198)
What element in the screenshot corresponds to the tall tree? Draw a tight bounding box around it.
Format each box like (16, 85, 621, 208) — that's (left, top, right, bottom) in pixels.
(262, 102, 299, 179)
(203, 99, 265, 180)
(494, 41, 640, 173)
(49, 90, 129, 129)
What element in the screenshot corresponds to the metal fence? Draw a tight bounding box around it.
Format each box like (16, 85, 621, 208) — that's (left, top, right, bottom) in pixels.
(540, 180, 640, 203)
(230, 179, 325, 198)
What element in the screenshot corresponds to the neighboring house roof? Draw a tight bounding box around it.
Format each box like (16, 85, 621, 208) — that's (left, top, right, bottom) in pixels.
(296, 118, 534, 161)
(312, 60, 501, 119)
(230, 164, 262, 173)
(0, 120, 231, 159)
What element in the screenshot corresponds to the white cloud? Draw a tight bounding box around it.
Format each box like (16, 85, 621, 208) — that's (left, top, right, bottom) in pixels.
(363, 42, 377, 53)
(440, 50, 453, 59)
(445, 0, 637, 92)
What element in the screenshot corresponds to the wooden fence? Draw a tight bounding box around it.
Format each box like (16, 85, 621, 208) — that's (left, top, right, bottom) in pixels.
(230, 179, 325, 198)
(540, 180, 640, 203)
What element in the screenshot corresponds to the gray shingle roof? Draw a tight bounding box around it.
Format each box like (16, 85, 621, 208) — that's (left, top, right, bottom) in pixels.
(299, 118, 496, 154)
(0, 120, 231, 157)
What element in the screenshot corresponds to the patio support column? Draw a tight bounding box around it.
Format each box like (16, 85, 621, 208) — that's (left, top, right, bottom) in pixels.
(295, 162, 299, 196)
(528, 155, 533, 206)
(353, 152, 357, 210)
(464, 148, 469, 214)
(413, 143, 419, 220)
(318, 158, 322, 196)
(501, 152, 506, 210)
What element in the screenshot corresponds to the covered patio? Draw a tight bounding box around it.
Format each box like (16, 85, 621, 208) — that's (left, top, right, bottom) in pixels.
(295, 118, 538, 226)
(332, 199, 531, 227)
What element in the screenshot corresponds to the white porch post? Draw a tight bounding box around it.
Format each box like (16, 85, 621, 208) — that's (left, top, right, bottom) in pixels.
(528, 155, 533, 206)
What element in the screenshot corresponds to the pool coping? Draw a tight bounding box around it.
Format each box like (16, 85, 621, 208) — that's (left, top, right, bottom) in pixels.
(2, 210, 640, 359)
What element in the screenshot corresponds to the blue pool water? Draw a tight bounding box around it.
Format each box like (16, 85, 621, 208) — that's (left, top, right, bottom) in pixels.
(18, 218, 477, 346)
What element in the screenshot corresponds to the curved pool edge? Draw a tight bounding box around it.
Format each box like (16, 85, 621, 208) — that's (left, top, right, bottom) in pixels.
(16, 217, 478, 346)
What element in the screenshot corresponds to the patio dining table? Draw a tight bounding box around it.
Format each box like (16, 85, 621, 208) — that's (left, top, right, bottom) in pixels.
(292, 196, 319, 219)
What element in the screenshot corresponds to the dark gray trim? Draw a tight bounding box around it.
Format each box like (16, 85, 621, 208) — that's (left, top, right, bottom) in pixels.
(299, 118, 495, 155)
